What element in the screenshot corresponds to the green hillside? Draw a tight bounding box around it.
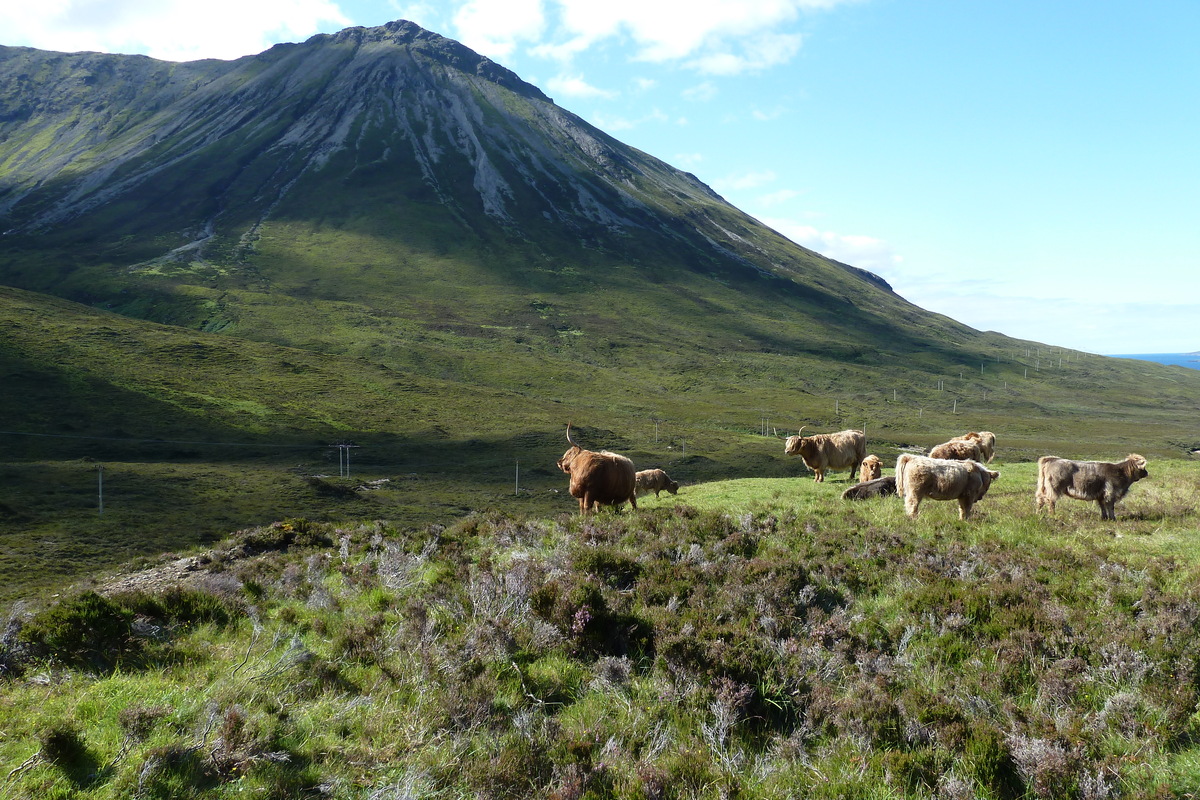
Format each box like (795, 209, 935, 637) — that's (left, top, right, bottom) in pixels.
(2, 21, 1199, 598)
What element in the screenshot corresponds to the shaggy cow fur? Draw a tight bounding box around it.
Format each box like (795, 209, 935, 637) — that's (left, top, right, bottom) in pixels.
(895, 454, 1000, 520)
(635, 468, 679, 497)
(841, 476, 897, 501)
(1035, 454, 1148, 520)
(557, 425, 637, 514)
(954, 431, 997, 463)
(783, 427, 867, 482)
(928, 439, 985, 462)
(858, 454, 883, 483)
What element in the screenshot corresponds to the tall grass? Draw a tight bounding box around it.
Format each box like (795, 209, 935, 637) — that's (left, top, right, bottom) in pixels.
(2, 462, 1198, 798)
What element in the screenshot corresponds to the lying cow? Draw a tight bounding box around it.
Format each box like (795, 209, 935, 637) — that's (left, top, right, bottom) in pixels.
(1035, 454, 1148, 520)
(895, 453, 1000, 520)
(784, 427, 866, 482)
(859, 454, 883, 483)
(956, 431, 997, 463)
(635, 468, 679, 497)
(557, 423, 637, 514)
(928, 438, 985, 461)
(842, 476, 897, 501)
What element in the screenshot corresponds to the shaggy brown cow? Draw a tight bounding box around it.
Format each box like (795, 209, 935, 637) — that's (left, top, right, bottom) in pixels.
(954, 431, 997, 462)
(841, 476, 897, 501)
(783, 427, 866, 482)
(928, 438, 985, 461)
(635, 468, 679, 497)
(858, 454, 883, 483)
(1035, 454, 1148, 520)
(895, 454, 1000, 520)
(557, 423, 637, 514)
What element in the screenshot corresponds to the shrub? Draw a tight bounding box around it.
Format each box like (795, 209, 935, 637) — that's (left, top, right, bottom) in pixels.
(111, 586, 238, 629)
(19, 591, 140, 671)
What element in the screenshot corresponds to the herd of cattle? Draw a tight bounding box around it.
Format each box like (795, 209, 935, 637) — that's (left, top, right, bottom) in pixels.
(557, 423, 1151, 522)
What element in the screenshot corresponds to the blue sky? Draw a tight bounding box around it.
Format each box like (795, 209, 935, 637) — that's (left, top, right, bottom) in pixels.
(3, 0, 1197, 354)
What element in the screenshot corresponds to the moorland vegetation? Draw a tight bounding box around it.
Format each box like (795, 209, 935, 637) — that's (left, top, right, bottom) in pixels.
(2, 458, 1200, 799)
(4, 22, 1200, 798)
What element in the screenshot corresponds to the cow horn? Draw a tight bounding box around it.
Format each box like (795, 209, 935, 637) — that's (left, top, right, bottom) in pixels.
(797, 426, 807, 438)
(566, 422, 580, 448)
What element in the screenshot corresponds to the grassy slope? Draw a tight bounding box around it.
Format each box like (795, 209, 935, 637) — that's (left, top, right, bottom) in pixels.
(2, 460, 1198, 799)
(4, 282, 1200, 601)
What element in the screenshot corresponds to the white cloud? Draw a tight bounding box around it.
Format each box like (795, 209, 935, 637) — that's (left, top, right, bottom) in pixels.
(715, 170, 777, 191)
(633, 77, 657, 92)
(682, 81, 719, 102)
(588, 108, 668, 132)
(686, 32, 803, 75)
(388, 2, 450, 33)
(452, 0, 546, 59)
(760, 216, 902, 277)
(0, 0, 349, 61)
(546, 73, 618, 99)
(752, 106, 786, 121)
(757, 189, 801, 206)
(531, 0, 851, 74)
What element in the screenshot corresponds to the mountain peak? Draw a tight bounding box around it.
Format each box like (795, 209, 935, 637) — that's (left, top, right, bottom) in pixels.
(301, 20, 551, 102)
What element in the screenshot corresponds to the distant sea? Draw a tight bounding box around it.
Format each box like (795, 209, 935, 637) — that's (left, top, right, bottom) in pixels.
(1108, 352, 1200, 370)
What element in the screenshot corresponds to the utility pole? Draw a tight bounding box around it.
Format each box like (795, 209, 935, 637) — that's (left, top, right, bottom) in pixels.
(98, 464, 104, 515)
(332, 443, 360, 478)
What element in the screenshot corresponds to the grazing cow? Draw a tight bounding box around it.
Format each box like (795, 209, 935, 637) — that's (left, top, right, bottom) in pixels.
(635, 468, 679, 498)
(1035, 454, 1148, 520)
(895, 454, 1000, 520)
(954, 431, 997, 463)
(783, 427, 866, 482)
(928, 438, 985, 462)
(557, 423, 637, 514)
(859, 454, 883, 483)
(842, 476, 897, 501)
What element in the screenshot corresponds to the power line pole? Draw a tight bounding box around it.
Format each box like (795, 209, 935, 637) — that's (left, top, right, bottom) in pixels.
(331, 443, 360, 478)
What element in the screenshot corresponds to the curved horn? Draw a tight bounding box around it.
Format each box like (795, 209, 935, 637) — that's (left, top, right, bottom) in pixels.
(566, 422, 580, 448)
(797, 426, 807, 438)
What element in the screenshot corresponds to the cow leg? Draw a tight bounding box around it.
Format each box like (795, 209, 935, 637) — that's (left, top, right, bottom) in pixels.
(958, 499, 972, 520)
(629, 495, 638, 510)
(904, 493, 920, 518)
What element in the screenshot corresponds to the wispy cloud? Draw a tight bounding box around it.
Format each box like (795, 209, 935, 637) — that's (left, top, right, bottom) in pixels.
(452, 0, 546, 59)
(752, 106, 787, 121)
(588, 108, 669, 131)
(682, 81, 719, 102)
(715, 170, 778, 192)
(546, 74, 618, 99)
(455, 0, 852, 74)
(759, 216, 902, 277)
(757, 189, 802, 206)
(0, 0, 349, 61)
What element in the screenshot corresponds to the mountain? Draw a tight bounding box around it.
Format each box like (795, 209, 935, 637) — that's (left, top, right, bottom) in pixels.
(1, 22, 1199, 588)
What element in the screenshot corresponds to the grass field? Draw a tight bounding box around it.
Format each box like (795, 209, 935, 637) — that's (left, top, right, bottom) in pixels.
(2, 460, 1198, 799)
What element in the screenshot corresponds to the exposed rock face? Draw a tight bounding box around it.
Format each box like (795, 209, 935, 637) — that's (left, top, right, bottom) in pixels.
(0, 20, 890, 295)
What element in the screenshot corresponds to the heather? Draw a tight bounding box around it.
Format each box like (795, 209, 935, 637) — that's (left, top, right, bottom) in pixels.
(3, 460, 1199, 799)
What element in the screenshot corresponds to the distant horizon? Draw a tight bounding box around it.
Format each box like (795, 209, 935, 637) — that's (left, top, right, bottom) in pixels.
(1107, 352, 1200, 371)
(1108, 351, 1200, 356)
